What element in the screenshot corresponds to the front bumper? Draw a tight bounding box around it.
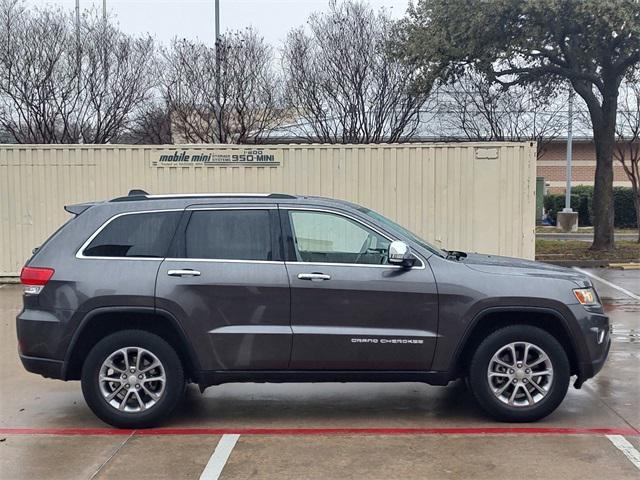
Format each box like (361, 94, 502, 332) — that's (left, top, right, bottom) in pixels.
(570, 304, 611, 387)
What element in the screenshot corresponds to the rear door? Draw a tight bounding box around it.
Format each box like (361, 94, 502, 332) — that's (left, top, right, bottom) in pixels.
(155, 205, 292, 371)
(281, 207, 439, 371)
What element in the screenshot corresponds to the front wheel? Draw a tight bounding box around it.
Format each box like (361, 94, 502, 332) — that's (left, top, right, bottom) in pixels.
(468, 325, 570, 422)
(81, 329, 185, 428)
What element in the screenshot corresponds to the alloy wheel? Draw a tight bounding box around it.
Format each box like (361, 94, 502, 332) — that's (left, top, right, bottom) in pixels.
(98, 347, 166, 413)
(487, 341, 554, 407)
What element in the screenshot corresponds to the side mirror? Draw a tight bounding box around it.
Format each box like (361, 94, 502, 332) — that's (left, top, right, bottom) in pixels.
(388, 241, 416, 267)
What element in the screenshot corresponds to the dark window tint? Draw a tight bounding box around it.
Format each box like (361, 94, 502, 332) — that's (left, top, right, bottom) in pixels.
(185, 210, 272, 260)
(83, 211, 181, 258)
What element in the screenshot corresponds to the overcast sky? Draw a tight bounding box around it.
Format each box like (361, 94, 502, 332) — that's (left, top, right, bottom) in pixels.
(28, 0, 411, 48)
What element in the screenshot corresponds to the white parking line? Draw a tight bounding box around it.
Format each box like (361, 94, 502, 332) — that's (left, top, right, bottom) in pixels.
(199, 434, 240, 480)
(573, 267, 640, 301)
(606, 435, 640, 471)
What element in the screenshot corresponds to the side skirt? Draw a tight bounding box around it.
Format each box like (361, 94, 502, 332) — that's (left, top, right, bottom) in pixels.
(198, 370, 452, 391)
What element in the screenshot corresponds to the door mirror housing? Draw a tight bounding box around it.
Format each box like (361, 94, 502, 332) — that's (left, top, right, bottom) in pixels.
(388, 241, 416, 267)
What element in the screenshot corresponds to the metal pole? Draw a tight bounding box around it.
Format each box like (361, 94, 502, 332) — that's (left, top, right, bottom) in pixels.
(75, 0, 80, 59)
(74, 0, 82, 143)
(215, 0, 220, 43)
(564, 89, 574, 212)
(214, 0, 221, 142)
(102, 0, 108, 85)
(75, 0, 81, 116)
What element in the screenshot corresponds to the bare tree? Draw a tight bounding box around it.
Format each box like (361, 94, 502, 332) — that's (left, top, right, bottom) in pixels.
(0, 0, 155, 144)
(281, 0, 431, 144)
(161, 28, 282, 144)
(614, 70, 640, 241)
(0, 1, 77, 142)
(119, 102, 173, 144)
(75, 13, 155, 143)
(439, 70, 565, 158)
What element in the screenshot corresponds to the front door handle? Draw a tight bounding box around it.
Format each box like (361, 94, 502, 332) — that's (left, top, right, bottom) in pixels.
(297, 273, 331, 281)
(167, 269, 201, 277)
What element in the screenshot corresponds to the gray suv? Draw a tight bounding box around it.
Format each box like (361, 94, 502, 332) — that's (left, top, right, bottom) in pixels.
(17, 191, 610, 428)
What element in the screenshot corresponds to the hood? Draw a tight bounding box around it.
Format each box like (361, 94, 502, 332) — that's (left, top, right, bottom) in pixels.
(462, 252, 590, 287)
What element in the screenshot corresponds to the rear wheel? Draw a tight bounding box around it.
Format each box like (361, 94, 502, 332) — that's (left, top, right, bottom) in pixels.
(468, 325, 570, 422)
(81, 330, 185, 428)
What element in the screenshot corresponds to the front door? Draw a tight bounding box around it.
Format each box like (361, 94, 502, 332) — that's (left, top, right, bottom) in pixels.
(281, 208, 439, 371)
(155, 205, 291, 371)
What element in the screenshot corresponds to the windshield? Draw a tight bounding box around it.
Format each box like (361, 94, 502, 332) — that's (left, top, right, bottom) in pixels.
(356, 207, 448, 258)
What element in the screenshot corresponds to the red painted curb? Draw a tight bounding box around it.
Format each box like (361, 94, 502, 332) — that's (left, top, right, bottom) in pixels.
(0, 426, 638, 437)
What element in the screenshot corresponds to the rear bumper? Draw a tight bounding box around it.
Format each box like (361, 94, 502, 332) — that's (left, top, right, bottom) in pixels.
(17, 306, 71, 380)
(19, 353, 65, 380)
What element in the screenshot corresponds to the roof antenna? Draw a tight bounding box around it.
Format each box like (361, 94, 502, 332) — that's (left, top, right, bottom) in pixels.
(128, 189, 149, 196)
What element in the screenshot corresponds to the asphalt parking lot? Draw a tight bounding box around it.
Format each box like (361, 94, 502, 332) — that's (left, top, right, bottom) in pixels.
(1, 267, 638, 479)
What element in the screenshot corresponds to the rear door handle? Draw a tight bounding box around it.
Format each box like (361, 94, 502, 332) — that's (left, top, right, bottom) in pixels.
(297, 273, 331, 281)
(167, 269, 201, 277)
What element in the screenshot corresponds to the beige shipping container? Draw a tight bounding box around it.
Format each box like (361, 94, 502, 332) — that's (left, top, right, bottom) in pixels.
(0, 142, 536, 276)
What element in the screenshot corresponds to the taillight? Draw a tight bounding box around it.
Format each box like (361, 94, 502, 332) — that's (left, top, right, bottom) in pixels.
(20, 267, 54, 294)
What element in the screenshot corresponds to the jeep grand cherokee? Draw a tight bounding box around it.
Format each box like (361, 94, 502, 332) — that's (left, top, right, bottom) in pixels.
(17, 191, 610, 427)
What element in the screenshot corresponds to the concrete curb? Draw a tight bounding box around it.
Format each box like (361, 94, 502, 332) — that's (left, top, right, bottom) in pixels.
(0, 277, 19, 284)
(537, 233, 638, 240)
(537, 259, 612, 268)
(538, 258, 640, 268)
(608, 263, 640, 270)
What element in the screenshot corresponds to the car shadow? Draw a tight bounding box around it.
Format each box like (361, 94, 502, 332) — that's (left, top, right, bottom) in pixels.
(168, 379, 489, 427)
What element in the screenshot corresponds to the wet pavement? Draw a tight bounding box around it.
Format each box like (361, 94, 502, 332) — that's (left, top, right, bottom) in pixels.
(0, 268, 639, 479)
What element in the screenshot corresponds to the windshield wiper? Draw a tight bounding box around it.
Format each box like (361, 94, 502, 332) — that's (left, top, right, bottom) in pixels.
(446, 250, 467, 261)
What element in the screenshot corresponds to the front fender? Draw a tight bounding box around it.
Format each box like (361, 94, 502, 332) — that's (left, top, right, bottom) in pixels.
(432, 301, 590, 383)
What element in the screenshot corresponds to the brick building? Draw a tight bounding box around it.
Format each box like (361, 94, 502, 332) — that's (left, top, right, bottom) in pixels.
(538, 139, 633, 194)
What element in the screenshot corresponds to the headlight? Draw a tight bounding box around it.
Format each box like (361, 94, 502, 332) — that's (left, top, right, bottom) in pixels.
(574, 287, 600, 306)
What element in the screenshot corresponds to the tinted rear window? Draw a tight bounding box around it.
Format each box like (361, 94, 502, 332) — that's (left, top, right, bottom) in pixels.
(185, 210, 272, 260)
(83, 211, 181, 258)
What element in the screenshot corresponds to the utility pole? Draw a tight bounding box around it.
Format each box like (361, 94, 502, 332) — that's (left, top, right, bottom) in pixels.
(75, 0, 81, 69)
(75, 0, 82, 143)
(558, 88, 578, 231)
(214, 0, 221, 142)
(215, 0, 220, 44)
(564, 89, 574, 212)
(102, 0, 108, 86)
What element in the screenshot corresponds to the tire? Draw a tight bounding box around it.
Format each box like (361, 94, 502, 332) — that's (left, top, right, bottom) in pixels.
(468, 325, 570, 422)
(81, 329, 185, 428)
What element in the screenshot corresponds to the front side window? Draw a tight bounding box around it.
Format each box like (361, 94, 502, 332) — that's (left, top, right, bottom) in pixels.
(185, 209, 272, 261)
(289, 210, 390, 265)
(83, 211, 181, 258)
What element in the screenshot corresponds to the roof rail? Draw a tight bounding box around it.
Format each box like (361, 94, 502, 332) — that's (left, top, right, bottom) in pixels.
(128, 189, 149, 196)
(110, 192, 297, 202)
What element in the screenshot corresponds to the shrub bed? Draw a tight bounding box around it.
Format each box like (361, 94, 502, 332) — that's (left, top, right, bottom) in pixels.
(543, 186, 636, 228)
